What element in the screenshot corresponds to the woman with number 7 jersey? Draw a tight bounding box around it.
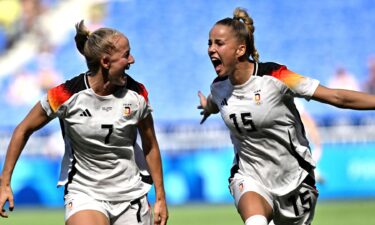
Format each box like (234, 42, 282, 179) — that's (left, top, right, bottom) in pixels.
(0, 21, 168, 225)
(198, 7, 375, 225)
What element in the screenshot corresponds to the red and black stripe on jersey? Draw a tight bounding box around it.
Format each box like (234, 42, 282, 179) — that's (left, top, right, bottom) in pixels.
(255, 62, 287, 77)
(125, 74, 149, 103)
(211, 62, 303, 90)
(47, 72, 149, 113)
(211, 62, 288, 83)
(47, 73, 87, 113)
(256, 62, 304, 89)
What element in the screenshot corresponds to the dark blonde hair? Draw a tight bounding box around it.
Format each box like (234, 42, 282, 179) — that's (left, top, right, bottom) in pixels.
(215, 7, 259, 62)
(74, 20, 123, 73)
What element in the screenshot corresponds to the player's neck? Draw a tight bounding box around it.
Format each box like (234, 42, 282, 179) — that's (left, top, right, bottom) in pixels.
(88, 74, 118, 96)
(230, 61, 254, 85)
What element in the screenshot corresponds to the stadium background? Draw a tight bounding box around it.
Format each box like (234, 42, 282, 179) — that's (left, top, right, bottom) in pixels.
(1, 0, 375, 224)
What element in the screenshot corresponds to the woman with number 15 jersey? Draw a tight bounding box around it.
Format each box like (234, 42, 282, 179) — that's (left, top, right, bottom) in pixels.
(0, 21, 168, 225)
(198, 7, 375, 225)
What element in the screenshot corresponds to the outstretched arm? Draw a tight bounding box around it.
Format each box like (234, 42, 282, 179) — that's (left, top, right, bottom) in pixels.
(138, 114, 168, 225)
(0, 102, 51, 218)
(312, 85, 375, 109)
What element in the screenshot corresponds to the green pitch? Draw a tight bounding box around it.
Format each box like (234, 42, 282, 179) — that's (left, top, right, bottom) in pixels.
(3, 200, 375, 225)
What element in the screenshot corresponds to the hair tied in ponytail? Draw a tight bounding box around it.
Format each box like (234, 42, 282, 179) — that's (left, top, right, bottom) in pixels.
(233, 15, 240, 21)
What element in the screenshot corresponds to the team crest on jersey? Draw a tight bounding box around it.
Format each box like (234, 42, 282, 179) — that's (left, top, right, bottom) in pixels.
(123, 103, 136, 118)
(124, 106, 131, 117)
(254, 92, 262, 105)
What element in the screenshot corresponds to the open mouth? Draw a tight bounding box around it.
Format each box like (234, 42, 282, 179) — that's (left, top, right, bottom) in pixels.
(211, 58, 223, 72)
(212, 58, 221, 66)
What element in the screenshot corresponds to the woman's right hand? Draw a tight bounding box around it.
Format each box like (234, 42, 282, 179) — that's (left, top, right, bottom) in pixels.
(197, 91, 211, 124)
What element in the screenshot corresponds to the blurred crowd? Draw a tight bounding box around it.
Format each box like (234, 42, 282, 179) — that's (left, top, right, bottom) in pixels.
(0, 0, 58, 54)
(0, 0, 375, 111)
(0, 0, 107, 107)
(328, 57, 375, 94)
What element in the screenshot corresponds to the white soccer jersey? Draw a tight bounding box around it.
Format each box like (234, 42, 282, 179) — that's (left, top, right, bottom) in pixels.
(210, 62, 320, 196)
(40, 72, 152, 201)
